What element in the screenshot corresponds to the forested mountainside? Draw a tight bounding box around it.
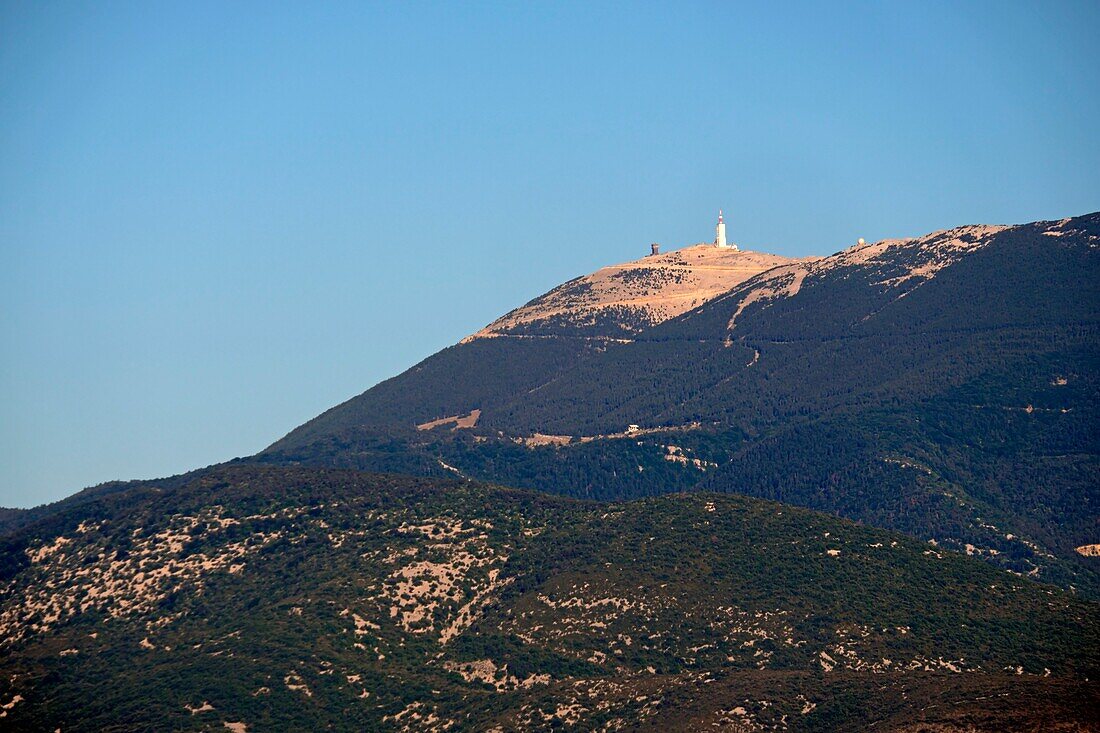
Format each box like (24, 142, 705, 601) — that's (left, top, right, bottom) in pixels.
(274, 244, 800, 450)
(1, 466, 1096, 732)
(260, 213, 1100, 595)
(0, 508, 26, 536)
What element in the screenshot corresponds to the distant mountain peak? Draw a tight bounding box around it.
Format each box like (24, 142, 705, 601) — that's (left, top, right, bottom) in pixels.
(464, 243, 812, 342)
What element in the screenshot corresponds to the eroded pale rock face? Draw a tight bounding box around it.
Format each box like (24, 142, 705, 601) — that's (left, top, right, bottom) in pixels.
(0, 694, 24, 718)
(417, 409, 481, 432)
(662, 444, 717, 471)
(382, 701, 456, 733)
(442, 658, 550, 692)
(724, 223, 1011, 334)
(465, 245, 806, 341)
(0, 507, 289, 646)
(375, 518, 511, 643)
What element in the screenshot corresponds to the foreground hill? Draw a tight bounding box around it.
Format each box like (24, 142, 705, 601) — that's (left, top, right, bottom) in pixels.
(261, 213, 1100, 595)
(1, 466, 1096, 731)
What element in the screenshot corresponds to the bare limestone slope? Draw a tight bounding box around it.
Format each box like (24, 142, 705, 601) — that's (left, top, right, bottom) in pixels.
(465, 244, 807, 341)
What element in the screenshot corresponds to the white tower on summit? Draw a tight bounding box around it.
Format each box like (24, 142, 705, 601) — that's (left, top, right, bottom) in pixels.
(715, 209, 736, 249)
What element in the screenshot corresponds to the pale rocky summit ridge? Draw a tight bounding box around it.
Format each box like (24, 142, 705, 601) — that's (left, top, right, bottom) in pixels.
(717, 222, 1024, 334)
(464, 219, 1039, 343)
(464, 244, 810, 342)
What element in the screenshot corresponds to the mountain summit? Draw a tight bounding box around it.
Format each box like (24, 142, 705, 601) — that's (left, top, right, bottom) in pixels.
(465, 244, 807, 341)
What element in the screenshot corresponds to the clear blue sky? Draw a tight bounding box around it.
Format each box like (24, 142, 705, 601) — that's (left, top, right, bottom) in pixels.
(2, 1, 1098, 507)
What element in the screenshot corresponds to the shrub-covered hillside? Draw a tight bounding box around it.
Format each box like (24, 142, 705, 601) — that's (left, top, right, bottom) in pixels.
(0, 466, 1096, 731)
